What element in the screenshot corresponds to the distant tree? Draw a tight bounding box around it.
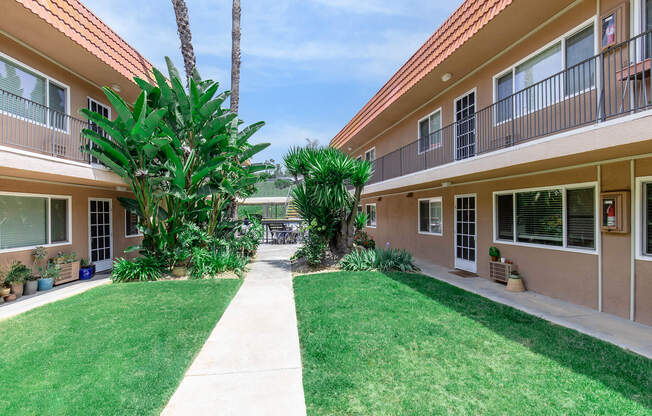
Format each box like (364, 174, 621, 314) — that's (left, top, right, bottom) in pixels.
(305, 138, 319, 149)
(231, 0, 241, 112)
(171, 0, 196, 84)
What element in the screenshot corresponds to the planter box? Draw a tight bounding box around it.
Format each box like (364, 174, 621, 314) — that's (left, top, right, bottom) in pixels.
(54, 261, 80, 286)
(489, 261, 511, 283)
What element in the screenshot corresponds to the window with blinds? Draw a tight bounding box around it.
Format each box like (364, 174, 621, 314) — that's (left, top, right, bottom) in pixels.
(0, 194, 69, 250)
(495, 185, 596, 250)
(419, 199, 442, 234)
(0, 56, 68, 127)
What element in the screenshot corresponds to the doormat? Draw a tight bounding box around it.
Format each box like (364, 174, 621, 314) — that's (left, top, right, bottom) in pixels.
(449, 269, 479, 278)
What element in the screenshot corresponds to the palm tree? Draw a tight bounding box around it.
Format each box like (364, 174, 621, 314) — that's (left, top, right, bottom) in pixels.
(171, 0, 196, 84)
(230, 0, 241, 113)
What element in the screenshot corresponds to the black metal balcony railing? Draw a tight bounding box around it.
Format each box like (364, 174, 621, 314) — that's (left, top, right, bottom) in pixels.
(367, 30, 652, 185)
(0, 88, 90, 163)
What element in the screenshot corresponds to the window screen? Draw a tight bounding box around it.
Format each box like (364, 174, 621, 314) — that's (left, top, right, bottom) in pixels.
(0, 57, 46, 123)
(646, 183, 652, 255)
(126, 210, 140, 236)
(50, 198, 68, 243)
(496, 194, 514, 240)
(566, 188, 595, 249)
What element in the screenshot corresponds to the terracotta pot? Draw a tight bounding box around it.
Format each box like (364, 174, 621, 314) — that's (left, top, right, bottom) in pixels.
(172, 266, 187, 277)
(24, 280, 38, 296)
(506, 277, 525, 292)
(10, 282, 24, 298)
(0, 287, 9, 297)
(4, 293, 16, 302)
(491, 256, 498, 262)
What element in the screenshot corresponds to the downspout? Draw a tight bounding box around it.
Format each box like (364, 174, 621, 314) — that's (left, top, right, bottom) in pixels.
(597, 165, 603, 312)
(630, 160, 636, 321)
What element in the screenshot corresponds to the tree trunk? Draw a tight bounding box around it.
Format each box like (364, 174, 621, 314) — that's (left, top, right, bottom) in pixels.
(333, 186, 362, 253)
(171, 0, 196, 85)
(230, 0, 241, 113)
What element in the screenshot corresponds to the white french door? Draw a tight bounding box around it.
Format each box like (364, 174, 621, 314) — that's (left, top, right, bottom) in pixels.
(454, 90, 476, 161)
(454, 194, 477, 273)
(89, 198, 113, 271)
(87, 98, 111, 165)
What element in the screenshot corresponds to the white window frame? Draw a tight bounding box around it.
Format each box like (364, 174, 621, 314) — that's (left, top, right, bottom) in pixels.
(491, 17, 599, 125)
(125, 209, 143, 238)
(364, 147, 376, 162)
(0, 51, 71, 132)
(635, 176, 652, 261)
(0, 191, 73, 253)
(492, 182, 599, 254)
(417, 107, 443, 154)
(417, 197, 443, 236)
(365, 203, 376, 228)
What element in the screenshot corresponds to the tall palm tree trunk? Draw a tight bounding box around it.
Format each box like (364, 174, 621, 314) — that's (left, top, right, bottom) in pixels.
(230, 0, 241, 113)
(171, 0, 196, 85)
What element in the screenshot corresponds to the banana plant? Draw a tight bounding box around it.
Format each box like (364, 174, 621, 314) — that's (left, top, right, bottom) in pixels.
(81, 57, 270, 265)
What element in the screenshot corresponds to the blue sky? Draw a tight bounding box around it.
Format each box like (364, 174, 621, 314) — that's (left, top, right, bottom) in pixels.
(83, 0, 460, 163)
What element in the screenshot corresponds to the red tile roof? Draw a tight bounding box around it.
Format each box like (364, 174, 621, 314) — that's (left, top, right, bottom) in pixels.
(15, 0, 154, 83)
(330, 0, 512, 148)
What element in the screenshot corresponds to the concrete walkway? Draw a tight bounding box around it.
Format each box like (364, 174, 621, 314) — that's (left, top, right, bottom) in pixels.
(416, 258, 652, 359)
(162, 244, 306, 416)
(0, 274, 110, 321)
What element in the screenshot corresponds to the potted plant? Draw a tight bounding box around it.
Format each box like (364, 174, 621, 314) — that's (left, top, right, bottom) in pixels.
(489, 246, 501, 262)
(32, 246, 48, 273)
(38, 264, 60, 291)
(5, 261, 31, 299)
(172, 247, 191, 277)
(506, 270, 525, 292)
(79, 258, 94, 280)
(0, 265, 9, 303)
(24, 273, 38, 296)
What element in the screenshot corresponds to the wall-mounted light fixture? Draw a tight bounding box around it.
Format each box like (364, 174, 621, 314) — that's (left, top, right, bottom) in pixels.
(441, 73, 452, 82)
(110, 84, 121, 92)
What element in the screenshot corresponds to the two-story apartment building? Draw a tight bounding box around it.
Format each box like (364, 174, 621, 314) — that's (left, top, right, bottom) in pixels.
(0, 0, 152, 271)
(332, 0, 652, 326)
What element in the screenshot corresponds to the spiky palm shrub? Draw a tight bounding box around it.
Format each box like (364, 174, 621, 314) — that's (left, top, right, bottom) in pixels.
(339, 248, 417, 272)
(81, 58, 269, 265)
(284, 146, 372, 257)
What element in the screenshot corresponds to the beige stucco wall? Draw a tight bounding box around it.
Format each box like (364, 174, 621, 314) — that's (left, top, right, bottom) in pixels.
(0, 178, 141, 270)
(361, 158, 652, 326)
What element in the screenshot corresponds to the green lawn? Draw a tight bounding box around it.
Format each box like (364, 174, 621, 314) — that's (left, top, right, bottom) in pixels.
(294, 271, 652, 415)
(0, 280, 241, 415)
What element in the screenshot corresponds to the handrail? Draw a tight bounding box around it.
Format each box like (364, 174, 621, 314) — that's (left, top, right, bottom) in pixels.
(367, 30, 652, 185)
(0, 87, 90, 163)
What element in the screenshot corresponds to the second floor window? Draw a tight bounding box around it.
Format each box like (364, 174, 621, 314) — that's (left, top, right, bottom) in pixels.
(364, 148, 375, 162)
(418, 109, 442, 153)
(495, 21, 595, 119)
(0, 55, 68, 129)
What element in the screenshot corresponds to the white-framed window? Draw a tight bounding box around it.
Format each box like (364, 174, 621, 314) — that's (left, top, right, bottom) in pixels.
(418, 108, 442, 153)
(492, 18, 597, 122)
(0, 192, 72, 252)
(635, 176, 652, 260)
(418, 197, 443, 235)
(0, 52, 70, 131)
(356, 155, 362, 161)
(364, 147, 376, 162)
(366, 203, 376, 228)
(493, 183, 597, 253)
(125, 209, 142, 238)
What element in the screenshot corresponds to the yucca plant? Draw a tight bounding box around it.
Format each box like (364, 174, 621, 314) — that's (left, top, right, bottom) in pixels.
(284, 146, 372, 258)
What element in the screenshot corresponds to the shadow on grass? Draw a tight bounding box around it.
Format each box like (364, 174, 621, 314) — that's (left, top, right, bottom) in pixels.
(385, 271, 652, 410)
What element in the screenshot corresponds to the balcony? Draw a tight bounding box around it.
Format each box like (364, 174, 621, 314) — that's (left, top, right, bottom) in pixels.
(0, 89, 91, 164)
(367, 30, 652, 185)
